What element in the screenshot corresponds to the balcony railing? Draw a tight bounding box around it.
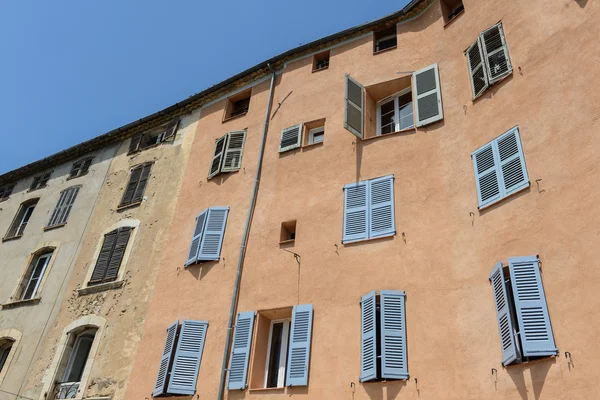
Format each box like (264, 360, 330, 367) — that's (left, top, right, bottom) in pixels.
(53, 382, 79, 399)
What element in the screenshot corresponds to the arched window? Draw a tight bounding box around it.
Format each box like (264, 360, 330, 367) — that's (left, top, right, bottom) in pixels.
(16, 248, 54, 300)
(0, 339, 14, 373)
(4, 198, 39, 240)
(53, 328, 97, 399)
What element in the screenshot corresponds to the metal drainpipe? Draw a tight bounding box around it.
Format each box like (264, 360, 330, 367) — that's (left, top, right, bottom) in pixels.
(217, 63, 277, 400)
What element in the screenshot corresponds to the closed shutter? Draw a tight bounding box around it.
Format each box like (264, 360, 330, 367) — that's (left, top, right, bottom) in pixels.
(222, 130, 247, 171)
(286, 304, 313, 387)
(508, 256, 557, 358)
(360, 291, 377, 382)
(472, 143, 501, 208)
(466, 38, 489, 99)
(481, 23, 512, 84)
(132, 164, 152, 202)
(489, 261, 520, 366)
(496, 127, 529, 197)
(104, 227, 132, 282)
(380, 290, 408, 379)
(162, 118, 180, 141)
(90, 230, 118, 284)
(413, 64, 443, 127)
(198, 207, 229, 261)
(279, 124, 303, 153)
(48, 189, 69, 227)
(368, 175, 395, 239)
(185, 210, 208, 266)
(343, 181, 369, 243)
(129, 133, 143, 154)
(208, 134, 227, 179)
(227, 311, 255, 390)
(167, 320, 208, 395)
(121, 166, 143, 206)
(152, 321, 178, 397)
(57, 186, 80, 225)
(344, 74, 364, 139)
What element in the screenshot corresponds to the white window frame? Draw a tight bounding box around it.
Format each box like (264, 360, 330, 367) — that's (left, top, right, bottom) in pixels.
(308, 126, 325, 145)
(15, 204, 35, 237)
(375, 34, 396, 52)
(21, 252, 52, 300)
(62, 330, 95, 384)
(376, 88, 414, 136)
(263, 319, 290, 388)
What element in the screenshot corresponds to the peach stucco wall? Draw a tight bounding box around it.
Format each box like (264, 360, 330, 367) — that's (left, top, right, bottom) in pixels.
(127, 0, 600, 399)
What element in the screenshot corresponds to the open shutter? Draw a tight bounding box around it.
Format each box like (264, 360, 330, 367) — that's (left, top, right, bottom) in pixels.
(481, 22, 512, 84)
(57, 186, 79, 225)
(104, 227, 131, 282)
(162, 118, 180, 141)
(344, 74, 364, 139)
(121, 167, 142, 206)
(152, 321, 178, 397)
(198, 207, 229, 261)
(167, 320, 208, 395)
(286, 304, 313, 387)
(508, 256, 557, 358)
(489, 261, 520, 366)
(221, 130, 247, 171)
(380, 290, 408, 380)
(208, 134, 227, 179)
(132, 164, 152, 202)
(48, 190, 69, 227)
(227, 311, 255, 390)
(368, 175, 395, 239)
(279, 124, 303, 153)
(129, 133, 142, 154)
(343, 181, 369, 243)
(472, 143, 501, 208)
(495, 127, 529, 197)
(413, 64, 443, 127)
(185, 210, 208, 266)
(466, 38, 489, 99)
(360, 291, 377, 382)
(90, 230, 117, 284)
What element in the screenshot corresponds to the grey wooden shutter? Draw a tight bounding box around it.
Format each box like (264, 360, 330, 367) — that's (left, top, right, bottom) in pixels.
(466, 38, 489, 99)
(129, 133, 143, 154)
(48, 186, 80, 227)
(481, 22, 512, 84)
(360, 291, 377, 382)
(344, 74, 364, 139)
(132, 164, 152, 202)
(472, 143, 501, 208)
(208, 134, 227, 179)
(167, 320, 208, 395)
(368, 175, 395, 239)
(489, 261, 520, 366)
(496, 127, 529, 197)
(508, 256, 557, 358)
(185, 210, 208, 266)
(152, 321, 178, 397)
(48, 190, 68, 227)
(104, 227, 132, 282)
(413, 64, 443, 127)
(380, 290, 408, 380)
(286, 304, 313, 387)
(279, 124, 303, 153)
(221, 130, 247, 172)
(162, 118, 180, 141)
(90, 229, 118, 284)
(121, 166, 142, 206)
(227, 311, 255, 390)
(343, 181, 369, 243)
(198, 207, 229, 261)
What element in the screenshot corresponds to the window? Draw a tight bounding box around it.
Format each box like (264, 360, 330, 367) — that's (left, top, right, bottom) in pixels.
(88, 227, 132, 286)
(308, 127, 324, 144)
(208, 130, 247, 179)
(227, 304, 313, 390)
(16, 250, 53, 300)
(360, 290, 408, 382)
(152, 320, 208, 397)
(54, 329, 97, 399)
(472, 126, 529, 209)
(280, 220, 296, 244)
(466, 22, 512, 99)
(0, 340, 14, 374)
(490, 256, 557, 366)
(69, 157, 93, 179)
(312, 50, 330, 72)
(224, 90, 251, 121)
(377, 89, 414, 135)
(128, 118, 180, 154)
(47, 186, 80, 228)
(0, 183, 15, 202)
(185, 207, 229, 265)
(441, 0, 464, 24)
(279, 119, 326, 152)
(279, 124, 303, 153)
(373, 26, 397, 53)
(4, 198, 39, 240)
(119, 163, 152, 208)
(342, 175, 395, 244)
(30, 171, 51, 191)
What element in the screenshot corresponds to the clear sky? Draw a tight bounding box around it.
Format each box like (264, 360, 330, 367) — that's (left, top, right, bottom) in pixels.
(0, 0, 409, 174)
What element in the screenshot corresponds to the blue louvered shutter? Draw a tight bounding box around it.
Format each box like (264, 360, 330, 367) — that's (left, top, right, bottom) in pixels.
(185, 210, 207, 266)
(227, 311, 255, 390)
(496, 127, 529, 197)
(286, 304, 313, 387)
(472, 143, 501, 208)
(489, 262, 520, 366)
(343, 181, 368, 243)
(360, 291, 377, 382)
(152, 321, 178, 397)
(167, 320, 208, 395)
(368, 175, 395, 239)
(198, 207, 229, 261)
(508, 256, 557, 358)
(380, 290, 408, 379)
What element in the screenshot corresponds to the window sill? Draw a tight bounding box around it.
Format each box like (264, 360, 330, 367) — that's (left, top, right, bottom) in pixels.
(78, 280, 124, 296)
(365, 128, 416, 141)
(302, 141, 324, 149)
(249, 387, 286, 392)
(27, 186, 48, 193)
(66, 172, 89, 181)
(343, 232, 395, 246)
(1, 297, 41, 309)
(478, 182, 530, 211)
(0, 197, 9, 203)
(222, 112, 248, 123)
(443, 9, 465, 28)
(116, 201, 142, 212)
(312, 66, 329, 73)
(44, 223, 66, 232)
(373, 46, 397, 55)
(279, 239, 295, 245)
(2, 235, 23, 243)
(505, 355, 556, 369)
(361, 377, 408, 384)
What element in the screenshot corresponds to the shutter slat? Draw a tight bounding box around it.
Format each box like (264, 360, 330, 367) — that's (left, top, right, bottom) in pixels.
(227, 311, 255, 390)
(58, 187, 80, 225)
(413, 64, 443, 127)
(472, 144, 502, 208)
(285, 304, 313, 387)
(481, 23, 512, 84)
(48, 190, 68, 227)
(508, 256, 557, 357)
(360, 291, 377, 382)
(221, 130, 247, 171)
(167, 320, 208, 395)
(104, 227, 132, 282)
(466, 38, 489, 99)
(132, 164, 152, 202)
(496, 127, 529, 196)
(208, 134, 227, 179)
(129, 133, 143, 154)
(198, 207, 229, 261)
(278, 124, 303, 153)
(185, 210, 208, 266)
(121, 166, 143, 206)
(343, 181, 369, 243)
(380, 290, 408, 380)
(152, 321, 178, 397)
(368, 175, 395, 239)
(90, 230, 118, 284)
(490, 262, 520, 366)
(344, 74, 364, 139)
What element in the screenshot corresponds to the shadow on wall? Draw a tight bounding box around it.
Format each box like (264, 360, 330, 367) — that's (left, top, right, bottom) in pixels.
(478, 186, 532, 216)
(472, 75, 514, 106)
(186, 259, 221, 281)
(506, 357, 555, 400)
(575, 0, 588, 8)
(396, 0, 442, 36)
(363, 380, 407, 400)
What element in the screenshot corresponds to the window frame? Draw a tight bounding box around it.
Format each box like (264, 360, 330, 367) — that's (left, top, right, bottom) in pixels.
(29, 171, 51, 191)
(0, 183, 16, 202)
(373, 26, 397, 54)
(0, 341, 13, 374)
(264, 319, 290, 388)
(20, 251, 53, 300)
(62, 330, 95, 384)
(307, 126, 325, 145)
(118, 162, 153, 208)
(68, 157, 94, 180)
(4, 198, 39, 240)
(376, 88, 414, 136)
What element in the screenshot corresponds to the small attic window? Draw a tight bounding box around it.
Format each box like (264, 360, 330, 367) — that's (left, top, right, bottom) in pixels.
(441, 0, 464, 25)
(373, 26, 397, 54)
(280, 220, 296, 244)
(224, 90, 251, 121)
(312, 51, 330, 72)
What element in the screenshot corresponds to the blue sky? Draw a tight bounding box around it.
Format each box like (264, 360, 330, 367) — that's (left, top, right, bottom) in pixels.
(0, 0, 408, 174)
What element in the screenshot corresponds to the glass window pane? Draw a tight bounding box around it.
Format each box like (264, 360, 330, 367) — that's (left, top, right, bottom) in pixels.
(380, 99, 395, 135)
(65, 335, 93, 382)
(266, 323, 284, 388)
